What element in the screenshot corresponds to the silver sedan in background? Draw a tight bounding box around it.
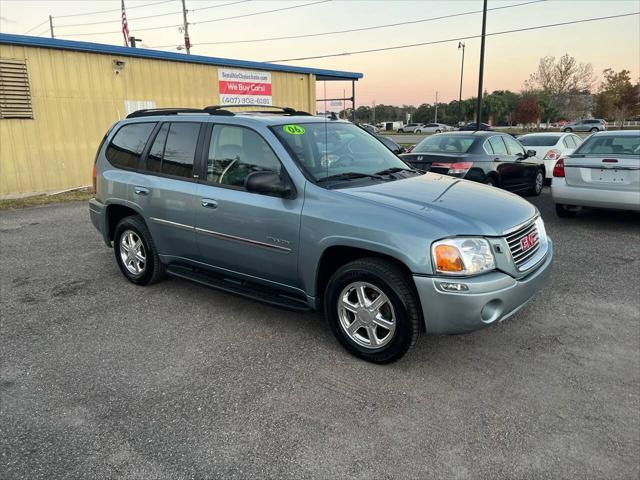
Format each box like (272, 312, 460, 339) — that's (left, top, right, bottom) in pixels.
(552, 130, 640, 216)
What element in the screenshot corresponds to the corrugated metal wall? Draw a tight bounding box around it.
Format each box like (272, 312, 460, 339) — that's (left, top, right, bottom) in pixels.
(0, 45, 316, 197)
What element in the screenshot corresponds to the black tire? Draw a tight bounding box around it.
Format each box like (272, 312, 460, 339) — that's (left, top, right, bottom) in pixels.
(398, 129, 404, 133)
(590, 127, 599, 133)
(114, 215, 166, 285)
(563, 127, 572, 133)
(484, 175, 498, 187)
(527, 168, 544, 196)
(324, 258, 420, 364)
(435, 129, 441, 134)
(555, 203, 577, 218)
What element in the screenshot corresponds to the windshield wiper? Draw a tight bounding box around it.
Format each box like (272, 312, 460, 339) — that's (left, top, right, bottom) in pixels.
(375, 167, 422, 176)
(317, 172, 385, 183)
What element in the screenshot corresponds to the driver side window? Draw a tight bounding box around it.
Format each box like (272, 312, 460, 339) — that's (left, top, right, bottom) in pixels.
(207, 125, 281, 187)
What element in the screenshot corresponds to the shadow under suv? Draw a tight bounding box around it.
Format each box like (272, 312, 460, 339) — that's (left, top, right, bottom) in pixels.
(90, 105, 553, 363)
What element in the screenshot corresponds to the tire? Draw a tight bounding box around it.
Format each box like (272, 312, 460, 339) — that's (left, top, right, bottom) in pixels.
(590, 127, 598, 133)
(114, 215, 166, 285)
(484, 175, 498, 187)
(415, 129, 422, 134)
(527, 169, 544, 196)
(324, 258, 420, 364)
(435, 129, 441, 134)
(563, 127, 572, 133)
(398, 129, 404, 133)
(555, 203, 577, 217)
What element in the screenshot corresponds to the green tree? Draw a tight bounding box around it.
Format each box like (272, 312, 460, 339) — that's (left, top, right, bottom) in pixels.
(594, 69, 640, 124)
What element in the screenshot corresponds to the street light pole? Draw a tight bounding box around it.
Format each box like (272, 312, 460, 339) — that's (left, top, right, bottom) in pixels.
(458, 41, 465, 124)
(434, 91, 438, 123)
(475, 0, 488, 131)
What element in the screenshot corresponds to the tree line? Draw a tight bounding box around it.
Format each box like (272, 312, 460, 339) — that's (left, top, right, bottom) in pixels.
(341, 54, 639, 127)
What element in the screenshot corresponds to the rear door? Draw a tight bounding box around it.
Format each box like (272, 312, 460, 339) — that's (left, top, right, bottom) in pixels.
(565, 134, 640, 192)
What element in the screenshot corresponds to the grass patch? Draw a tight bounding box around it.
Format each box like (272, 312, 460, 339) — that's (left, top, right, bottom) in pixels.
(0, 188, 94, 210)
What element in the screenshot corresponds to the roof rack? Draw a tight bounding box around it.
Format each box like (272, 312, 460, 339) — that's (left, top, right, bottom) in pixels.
(127, 105, 311, 119)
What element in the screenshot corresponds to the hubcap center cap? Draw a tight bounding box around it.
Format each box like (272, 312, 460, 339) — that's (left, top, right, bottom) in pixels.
(357, 308, 374, 325)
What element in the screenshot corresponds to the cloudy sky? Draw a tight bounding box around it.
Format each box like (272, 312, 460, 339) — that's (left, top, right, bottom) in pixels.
(1, 0, 638, 106)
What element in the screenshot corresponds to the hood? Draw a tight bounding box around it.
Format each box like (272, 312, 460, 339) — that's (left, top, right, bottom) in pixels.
(339, 173, 537, 237)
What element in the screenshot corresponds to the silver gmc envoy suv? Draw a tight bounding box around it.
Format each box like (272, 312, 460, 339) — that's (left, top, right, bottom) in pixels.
(90, 106, 553, 363)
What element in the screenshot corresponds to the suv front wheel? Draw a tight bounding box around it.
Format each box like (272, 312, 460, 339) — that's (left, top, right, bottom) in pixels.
(114, 215, 166, 285)
(324, 258, 420, 363)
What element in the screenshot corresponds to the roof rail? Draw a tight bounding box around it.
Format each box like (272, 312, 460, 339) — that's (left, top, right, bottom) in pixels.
(204, 105, 311, 116)
(126, 105, 311, 119)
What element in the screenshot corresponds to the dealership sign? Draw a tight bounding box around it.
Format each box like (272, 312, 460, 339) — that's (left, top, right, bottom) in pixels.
(218, 69, 272, 106)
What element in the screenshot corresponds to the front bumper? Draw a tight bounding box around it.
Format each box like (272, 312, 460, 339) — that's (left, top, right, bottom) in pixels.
(552, 178, 640, 211)
(413, 240, 553, 335)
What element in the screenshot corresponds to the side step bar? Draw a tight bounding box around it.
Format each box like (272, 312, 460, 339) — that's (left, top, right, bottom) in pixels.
(166, 264, 311, 311)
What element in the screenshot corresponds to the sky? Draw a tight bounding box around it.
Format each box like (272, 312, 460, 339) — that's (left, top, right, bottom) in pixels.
(1, 0, 639, 106)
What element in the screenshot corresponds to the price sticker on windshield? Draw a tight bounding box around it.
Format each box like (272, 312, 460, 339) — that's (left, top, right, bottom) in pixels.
(283, 124, 305, 135)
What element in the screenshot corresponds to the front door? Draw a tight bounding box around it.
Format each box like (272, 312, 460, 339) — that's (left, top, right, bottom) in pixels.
(487, 135, 520, 190)
(194, 124, 303, 291)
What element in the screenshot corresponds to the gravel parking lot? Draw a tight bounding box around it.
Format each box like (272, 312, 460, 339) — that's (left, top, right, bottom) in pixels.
(1, 189, 639, 479)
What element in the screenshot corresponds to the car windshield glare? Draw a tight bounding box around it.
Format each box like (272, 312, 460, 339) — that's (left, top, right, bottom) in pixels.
(273, 122, 412, 183)
(575, 135, 640, 156)
(412, 135, 476, 154)
(519, 135, 562, 146)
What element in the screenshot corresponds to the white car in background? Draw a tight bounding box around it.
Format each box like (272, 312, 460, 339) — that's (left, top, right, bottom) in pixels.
(415, 123, 450, 134)
(552, 130, 640, 216)
(518, 132, 583, 180)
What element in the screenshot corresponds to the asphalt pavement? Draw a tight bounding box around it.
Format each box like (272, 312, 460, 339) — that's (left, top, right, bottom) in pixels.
(1, 189, 639, 479)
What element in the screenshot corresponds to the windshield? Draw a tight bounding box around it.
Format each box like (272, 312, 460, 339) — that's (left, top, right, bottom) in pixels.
(273, 122, 413, 183)
(519, 135, 562, 146)
(574, 134, 640, 156)
(412, 135, 476, 154)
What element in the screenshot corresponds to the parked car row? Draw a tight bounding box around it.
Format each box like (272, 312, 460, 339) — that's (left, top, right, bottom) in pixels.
(397, 122, 452, 133)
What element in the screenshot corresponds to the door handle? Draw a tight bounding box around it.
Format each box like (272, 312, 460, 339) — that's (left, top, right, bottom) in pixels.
(134, 186, 150, 196)
(201, 198, 218, 209)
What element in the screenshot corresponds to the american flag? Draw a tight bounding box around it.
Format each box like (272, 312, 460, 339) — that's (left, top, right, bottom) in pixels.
(121, 0, 130, 47)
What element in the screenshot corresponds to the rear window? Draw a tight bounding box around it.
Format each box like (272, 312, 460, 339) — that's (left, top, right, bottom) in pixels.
(575, 135, 640, 156)
(519, 135, 561, 146)
(413, 135, 476, 154)
(106, 122, 155, 169)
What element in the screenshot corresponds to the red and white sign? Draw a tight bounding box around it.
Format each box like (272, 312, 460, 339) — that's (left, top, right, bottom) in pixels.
(218, 69, 272, 106)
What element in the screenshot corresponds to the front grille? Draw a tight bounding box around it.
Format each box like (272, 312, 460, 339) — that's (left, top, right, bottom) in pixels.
(505, 220, 540, 270)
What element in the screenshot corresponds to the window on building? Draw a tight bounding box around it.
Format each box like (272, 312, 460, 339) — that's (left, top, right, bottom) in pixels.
(207, 125, 281, 187)
(106, 123, 156, 169)
(0, 58, 33, 119)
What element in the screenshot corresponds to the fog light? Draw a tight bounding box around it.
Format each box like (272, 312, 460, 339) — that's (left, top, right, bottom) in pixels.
(438, 282, 469, 292)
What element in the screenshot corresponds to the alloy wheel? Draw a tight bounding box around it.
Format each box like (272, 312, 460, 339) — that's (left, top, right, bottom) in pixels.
(535, 171, 544, 194)
(338, 281, 396, 349)
(119, 230, 146, 275)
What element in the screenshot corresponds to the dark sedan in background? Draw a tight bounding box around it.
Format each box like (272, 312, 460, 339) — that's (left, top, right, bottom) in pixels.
(399, 132, 546, 195)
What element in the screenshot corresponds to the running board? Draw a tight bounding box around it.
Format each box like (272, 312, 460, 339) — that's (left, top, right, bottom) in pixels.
(166, 264, 310, 311)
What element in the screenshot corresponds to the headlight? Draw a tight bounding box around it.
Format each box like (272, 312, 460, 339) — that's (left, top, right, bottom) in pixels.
(432, 237, 496, 276)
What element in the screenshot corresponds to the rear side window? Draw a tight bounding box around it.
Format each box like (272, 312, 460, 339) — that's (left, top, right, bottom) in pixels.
(145, 122, 201, 178)
(106, 123, 155, 169)
(519, 135, 562, 146)
(412, 135, 476, 153)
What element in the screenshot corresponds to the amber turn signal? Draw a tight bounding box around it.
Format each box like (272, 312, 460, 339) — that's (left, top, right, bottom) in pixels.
(434, 244, 464, 272)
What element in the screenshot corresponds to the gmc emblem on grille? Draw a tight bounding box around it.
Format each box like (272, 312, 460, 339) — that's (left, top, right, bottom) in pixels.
(520, 232, 536, 252)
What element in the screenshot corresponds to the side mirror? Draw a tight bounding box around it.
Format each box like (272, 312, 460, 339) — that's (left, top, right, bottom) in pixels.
(397, 147, 406, 154)
(245, 171, 293, 198)
(526, 149, 537, 158)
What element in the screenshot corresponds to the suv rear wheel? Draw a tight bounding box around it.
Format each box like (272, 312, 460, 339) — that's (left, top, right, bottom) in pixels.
(324, 258, 420, 363)
(590, 127, 599, 132)
(114, 215, 166, 285)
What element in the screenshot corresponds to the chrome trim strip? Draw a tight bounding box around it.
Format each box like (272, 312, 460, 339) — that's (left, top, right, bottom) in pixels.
(195, 227, 291, 253)
(149, 217, 195, 232)
(502, 215, 538, 236)
(565, 165, 640, 170)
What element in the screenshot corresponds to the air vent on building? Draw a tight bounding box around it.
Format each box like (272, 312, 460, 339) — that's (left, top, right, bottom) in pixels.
(0, 58, 34, 119)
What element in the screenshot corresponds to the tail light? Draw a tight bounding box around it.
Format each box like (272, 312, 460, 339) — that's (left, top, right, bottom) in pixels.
(432, 162, 473, 176)
(553, 157, 565, 178)
(543, 149, 561, 160)
(92, 164, 97, 194)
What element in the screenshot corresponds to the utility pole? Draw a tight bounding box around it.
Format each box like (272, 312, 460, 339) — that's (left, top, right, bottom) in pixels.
(181, 0, 191, 54)
(48, 15, 54, 38)
(475, 0, 488, 130)
(434, 91, 438, 123)
(458, 41, 465, 124)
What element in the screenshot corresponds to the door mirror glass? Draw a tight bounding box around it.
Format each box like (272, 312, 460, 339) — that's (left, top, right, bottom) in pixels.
(245, 171, 292, 197)
(526, 149, 537, 158)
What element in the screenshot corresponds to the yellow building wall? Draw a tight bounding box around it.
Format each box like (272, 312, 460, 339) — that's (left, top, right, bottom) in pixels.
(0, 45, 316, 197)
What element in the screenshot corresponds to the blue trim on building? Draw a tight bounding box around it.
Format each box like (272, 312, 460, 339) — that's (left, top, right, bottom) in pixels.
(0, 33, 362, 81)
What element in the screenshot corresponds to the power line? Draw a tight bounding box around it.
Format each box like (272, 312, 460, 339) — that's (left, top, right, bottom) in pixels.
(266, 11, 640, 62)
(23, 18, 50, 35)
(55, 0, 252, 28)
(149, 0, 544, 48)
(53, 0, 173, 19)
(57, 0, 330, 37)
